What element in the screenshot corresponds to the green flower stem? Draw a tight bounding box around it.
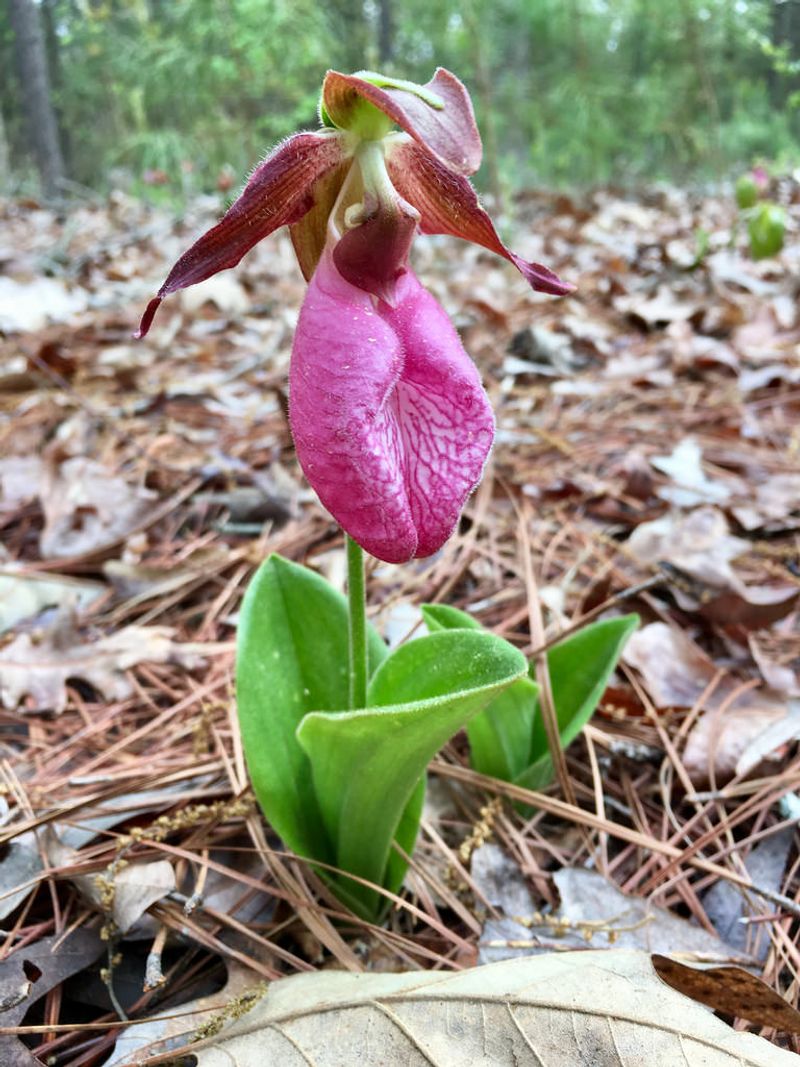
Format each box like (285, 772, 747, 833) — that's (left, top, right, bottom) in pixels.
(346, 535, 368, 709)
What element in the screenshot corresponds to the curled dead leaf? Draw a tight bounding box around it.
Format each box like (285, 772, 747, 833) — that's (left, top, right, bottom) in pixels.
(653, 954, 800, 1035)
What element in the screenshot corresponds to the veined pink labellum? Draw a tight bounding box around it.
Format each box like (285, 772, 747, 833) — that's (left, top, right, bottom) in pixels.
(289, 254, 494, 563)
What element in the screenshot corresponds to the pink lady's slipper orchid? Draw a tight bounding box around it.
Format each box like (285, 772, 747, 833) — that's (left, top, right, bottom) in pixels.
(137, 69, 573, 563)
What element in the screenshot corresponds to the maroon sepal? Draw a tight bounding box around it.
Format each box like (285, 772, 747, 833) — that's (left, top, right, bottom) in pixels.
(387, 139, 574, 296)
(135, 131, 346, 337)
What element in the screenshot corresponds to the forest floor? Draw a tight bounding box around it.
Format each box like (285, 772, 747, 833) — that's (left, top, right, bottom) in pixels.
(1, 176, 799, 1064)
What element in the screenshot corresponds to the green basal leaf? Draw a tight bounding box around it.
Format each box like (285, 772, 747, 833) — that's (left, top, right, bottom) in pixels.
(422, 604, 538, 780)
(385, 776, 426, 898)
(514, 750, 559, 794)
(235, 555, 387, 864)
(466, 677, 540, 781)
(423, 605, 639, 793)
(527, 614, 639, 768)
(421, 603, 481, 633)
(297, 630, 527, 917)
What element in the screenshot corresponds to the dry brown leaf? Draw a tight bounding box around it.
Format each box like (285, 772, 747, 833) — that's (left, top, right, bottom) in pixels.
(39, 457, 157, 559)
(0, 620, 202, 712)
(474, 848, 736, 962)
(0, 928, 103, 1065)
(682, 696, 790, 786)
(0, 276, 90, 332)
(732, 473, 800, 531)
(623, 623, 794, 784)
(651, 438, 740, 506)
(186, 950, 795, 1066)
(653, 955, 800, 1035)
(623, 622, 724, 709)
(47, 827, 176, 933)
(702, 829, 795, 962)
(0, 837, 43, 922)
(0, 456, 43, 516)
(699, 586, 800, 630)
(749, 636, 799, 695)
(615, 285, 700, 328)
(627, 507, 748, 591)
(0, 570, 105, 634)
(627, 509, 799, 628)
(734, 700, 800, 778)
(553, 868, 738, 958)
(105, 961, 258, 1066)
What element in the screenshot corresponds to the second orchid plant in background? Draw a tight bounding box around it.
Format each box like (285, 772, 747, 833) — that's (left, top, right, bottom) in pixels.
(138, 68, 636, 920)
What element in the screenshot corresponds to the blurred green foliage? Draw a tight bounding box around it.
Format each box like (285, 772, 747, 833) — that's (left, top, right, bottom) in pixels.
(2, 0, 799, 195)
(748, 199, 787, 256)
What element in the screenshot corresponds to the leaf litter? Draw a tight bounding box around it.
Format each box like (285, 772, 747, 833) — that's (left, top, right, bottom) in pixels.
(0, 179, 798, 1062)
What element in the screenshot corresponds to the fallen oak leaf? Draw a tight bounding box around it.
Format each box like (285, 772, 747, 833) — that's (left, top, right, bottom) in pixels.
(702, 829, 795, 963)
(624, 623, 793, 785)
(0, 456, 43, 516)
(473, 848, 740, 964)
(104, 961, 260, 1065)
(627, 509, 799, 628)
(0, 621, 204, 712)
(653, 954, 800, 1035)
(650, 438, 743, 507)
(623, 621, 728, 709)
(0, 570, 106, 634)
(627, 507, 748, 592)
(735, 699, 800, 779)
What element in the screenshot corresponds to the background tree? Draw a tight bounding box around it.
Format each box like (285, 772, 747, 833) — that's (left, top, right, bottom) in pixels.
(0, 0, 796, 196)
(8, 0, 65, 196)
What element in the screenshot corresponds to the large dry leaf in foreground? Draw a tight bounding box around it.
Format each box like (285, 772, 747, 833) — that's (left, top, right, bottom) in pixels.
(192, 950, 794, 1066)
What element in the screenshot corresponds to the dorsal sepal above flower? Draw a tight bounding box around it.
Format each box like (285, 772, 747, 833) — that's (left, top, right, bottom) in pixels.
(321, 68, 482, 176)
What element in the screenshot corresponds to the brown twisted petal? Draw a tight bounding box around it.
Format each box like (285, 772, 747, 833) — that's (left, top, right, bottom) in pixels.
(135, 130, 347, 337)
(386, 138, 575, 297)
(322, 68, 482, 177)
(289, 158, 352, 281)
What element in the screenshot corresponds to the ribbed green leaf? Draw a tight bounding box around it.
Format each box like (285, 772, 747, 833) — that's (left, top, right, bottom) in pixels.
(235, 555, 387, 862)
(297, 630, 527, 917)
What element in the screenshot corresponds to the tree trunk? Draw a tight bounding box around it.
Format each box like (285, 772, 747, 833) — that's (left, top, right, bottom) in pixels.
(0, 106, 10, 194)
(769, 0, 800, 106)
(377, 0, 394, 65)
(8, 0, 65, 197)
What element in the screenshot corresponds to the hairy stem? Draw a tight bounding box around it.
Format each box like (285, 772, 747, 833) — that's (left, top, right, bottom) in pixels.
(346, 535, 368, 709)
